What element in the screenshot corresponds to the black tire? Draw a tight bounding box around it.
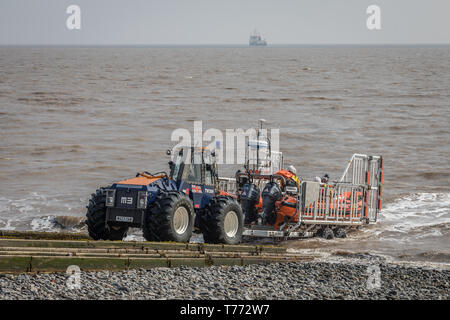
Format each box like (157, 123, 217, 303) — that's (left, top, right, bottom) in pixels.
(85, 187, 128, 240)
(334, 228, 347, 238)
(143, 191, 194, 242)
(199, 196, 244, 245)
(322, 227, 334, 240)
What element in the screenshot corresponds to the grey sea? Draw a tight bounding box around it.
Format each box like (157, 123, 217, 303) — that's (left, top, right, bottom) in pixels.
(0, 46, 449, 265)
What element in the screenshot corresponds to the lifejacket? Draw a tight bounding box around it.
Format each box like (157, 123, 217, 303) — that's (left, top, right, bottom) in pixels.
(274, 195, 299, 229)
(276, 169, 300, 188)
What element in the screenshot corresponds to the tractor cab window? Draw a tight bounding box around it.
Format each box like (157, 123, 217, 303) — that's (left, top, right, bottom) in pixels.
(171, 150, 184, 181)
(187, 152, 203, 184)
(203, 152, 214, 186)
(171, 158, 183, 181)
(205, 164, 214, 185)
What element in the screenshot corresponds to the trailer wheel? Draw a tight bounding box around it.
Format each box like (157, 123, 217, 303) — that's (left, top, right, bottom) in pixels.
(334, 228, 347, 238)
(200, 196, 244, 245)
(143, 191, 194, 242)
(321, 227, 334, 240)
(86, 188, 128, 240)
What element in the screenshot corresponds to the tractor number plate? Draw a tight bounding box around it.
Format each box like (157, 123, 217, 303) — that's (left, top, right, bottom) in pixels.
(115, 216, 134, 223)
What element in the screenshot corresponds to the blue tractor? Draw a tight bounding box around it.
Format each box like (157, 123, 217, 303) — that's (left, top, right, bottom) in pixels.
(85, 147, 244, 244)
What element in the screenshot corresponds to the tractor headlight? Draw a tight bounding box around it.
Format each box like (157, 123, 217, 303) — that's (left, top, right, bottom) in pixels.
(137, 191, 148, 209)
(105, 189, 116, 207)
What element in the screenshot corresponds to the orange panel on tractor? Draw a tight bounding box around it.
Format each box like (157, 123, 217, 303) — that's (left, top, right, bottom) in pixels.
(117, 176, 161, 186)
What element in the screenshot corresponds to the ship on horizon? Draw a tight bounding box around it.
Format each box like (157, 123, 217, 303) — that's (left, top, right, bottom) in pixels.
(249, 30, 267, 46)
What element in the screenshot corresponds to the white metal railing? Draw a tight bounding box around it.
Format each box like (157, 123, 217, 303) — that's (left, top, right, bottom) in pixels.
(366, 156, 383, 222)
(340, 154, 382, 184)
(300, 182, 366, 225)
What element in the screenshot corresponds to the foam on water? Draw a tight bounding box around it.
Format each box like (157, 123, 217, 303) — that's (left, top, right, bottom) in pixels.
(123, 235, 145, 241)
(379, 193, 450, 239)
(123, 229, 205, 243)
(0, 192, 87, 230)
(0, 219, 14, 231)
(0, 193, 83, 215)
(30, 215, 57, 231)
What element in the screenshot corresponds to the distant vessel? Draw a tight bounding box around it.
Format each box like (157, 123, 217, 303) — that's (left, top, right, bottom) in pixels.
(249, 30, 267, 46)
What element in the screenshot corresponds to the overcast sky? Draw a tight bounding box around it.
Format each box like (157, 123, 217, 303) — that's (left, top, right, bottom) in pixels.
(1, 0, 449, 45)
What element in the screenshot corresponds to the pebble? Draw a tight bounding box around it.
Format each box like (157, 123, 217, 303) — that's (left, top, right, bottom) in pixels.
(0, 260, 448, 300)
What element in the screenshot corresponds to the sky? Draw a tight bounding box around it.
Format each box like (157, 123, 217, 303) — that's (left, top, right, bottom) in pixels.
(1, 0, 449, 45)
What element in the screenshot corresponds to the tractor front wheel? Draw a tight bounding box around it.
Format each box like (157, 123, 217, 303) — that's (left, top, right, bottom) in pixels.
(143, 191, 194, 242)
(200, 196, 244, 245)
(86, 188, 128, 240)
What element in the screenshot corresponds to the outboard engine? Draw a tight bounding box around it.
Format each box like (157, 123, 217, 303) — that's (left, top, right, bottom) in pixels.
(260, 182, 282, 225)
(240, 183, 260, 224)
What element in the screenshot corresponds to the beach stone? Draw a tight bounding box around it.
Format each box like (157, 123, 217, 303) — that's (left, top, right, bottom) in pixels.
(0, 259, 448, 300)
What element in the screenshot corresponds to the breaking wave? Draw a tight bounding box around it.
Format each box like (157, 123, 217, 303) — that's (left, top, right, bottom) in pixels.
(0, 193, 86, 231)
(380, 193, 450, 233)
(373, 193, 450, 254)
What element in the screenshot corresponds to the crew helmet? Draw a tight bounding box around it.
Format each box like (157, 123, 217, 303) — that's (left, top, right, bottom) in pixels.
(321, 173, 330, 183)
(288, 165, 297, 175)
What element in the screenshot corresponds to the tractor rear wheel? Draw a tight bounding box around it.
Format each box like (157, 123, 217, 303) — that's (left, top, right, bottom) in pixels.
(143, 191, 194, 242)
(86, 188, 128, 240)
(200, 196, 244, 245)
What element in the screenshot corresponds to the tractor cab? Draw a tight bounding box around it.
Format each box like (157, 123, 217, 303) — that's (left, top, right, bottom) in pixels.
(168, 146, 219, 209)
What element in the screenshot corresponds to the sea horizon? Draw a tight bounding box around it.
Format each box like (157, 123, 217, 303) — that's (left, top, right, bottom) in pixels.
(1, 43, 450, 48)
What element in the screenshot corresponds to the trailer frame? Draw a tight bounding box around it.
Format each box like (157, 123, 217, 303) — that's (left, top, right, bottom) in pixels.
(219, 153, 384, 239)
